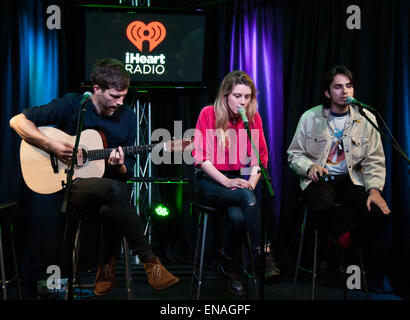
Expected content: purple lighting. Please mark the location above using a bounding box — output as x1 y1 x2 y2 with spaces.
229 0 284 243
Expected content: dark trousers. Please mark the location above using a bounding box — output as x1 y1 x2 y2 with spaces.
196 171 262 258
70 177 154 263
303 174 390 246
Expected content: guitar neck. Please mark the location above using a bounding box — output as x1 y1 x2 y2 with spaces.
86 143 160 161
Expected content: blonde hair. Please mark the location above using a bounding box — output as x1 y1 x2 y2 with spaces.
214 70 258 148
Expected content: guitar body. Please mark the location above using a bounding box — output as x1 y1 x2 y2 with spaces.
20 127 105 194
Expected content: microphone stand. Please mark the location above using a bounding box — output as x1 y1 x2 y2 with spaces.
357 106 410 171
243 121 275 300
60 99 88 300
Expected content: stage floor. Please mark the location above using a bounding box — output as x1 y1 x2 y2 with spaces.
5 259 403 301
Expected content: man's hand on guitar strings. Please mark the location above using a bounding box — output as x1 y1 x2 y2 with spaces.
108 146 124 167
47 138 74 164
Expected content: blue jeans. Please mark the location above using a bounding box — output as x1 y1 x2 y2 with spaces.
196 171 262 258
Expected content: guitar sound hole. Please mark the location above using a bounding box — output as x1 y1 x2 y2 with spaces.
82 149 88 162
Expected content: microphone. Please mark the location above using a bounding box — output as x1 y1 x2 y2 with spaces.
345 96 371 109
238 107 249 126
80 91 92 105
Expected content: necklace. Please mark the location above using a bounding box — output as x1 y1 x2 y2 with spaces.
330 112 348 152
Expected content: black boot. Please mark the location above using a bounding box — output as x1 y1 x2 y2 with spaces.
217 251 245 296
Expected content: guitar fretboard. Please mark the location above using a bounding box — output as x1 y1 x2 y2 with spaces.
84 144 157 161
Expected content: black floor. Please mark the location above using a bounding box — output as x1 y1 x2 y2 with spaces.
4 257 403 302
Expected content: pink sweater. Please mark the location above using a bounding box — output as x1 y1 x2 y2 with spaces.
193 105 268 171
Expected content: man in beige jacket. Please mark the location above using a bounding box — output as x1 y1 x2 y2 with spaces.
287 65 390 268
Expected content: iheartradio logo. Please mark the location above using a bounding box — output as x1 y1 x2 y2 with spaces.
126 21 166 52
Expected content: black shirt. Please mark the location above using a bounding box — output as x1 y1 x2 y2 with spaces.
23 93 137 180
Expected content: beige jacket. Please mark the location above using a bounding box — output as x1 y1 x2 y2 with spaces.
287 105 386 192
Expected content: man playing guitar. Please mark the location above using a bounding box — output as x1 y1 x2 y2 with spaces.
9 58 179 296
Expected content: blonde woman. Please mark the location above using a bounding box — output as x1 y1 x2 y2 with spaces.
193 70 279 296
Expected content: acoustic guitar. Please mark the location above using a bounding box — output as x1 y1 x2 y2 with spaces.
19 126 193 194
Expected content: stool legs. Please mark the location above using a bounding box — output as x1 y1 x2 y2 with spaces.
9 223 22 299
312 229 318 300
189 210 202 298
69 220 134 300
291 206 308 300
358 249 369 300
122 237 134 300
72 220 82 285
291 206 318 300
189 210 209 300
193 212 208 300
0 202 22 300
245 232 259 299
0 227 7 300
292 206 370 300
190 207 259 300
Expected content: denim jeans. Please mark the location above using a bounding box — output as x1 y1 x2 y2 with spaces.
70 177 154 262
196 171 262 258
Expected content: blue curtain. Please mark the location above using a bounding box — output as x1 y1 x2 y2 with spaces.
1 0 59 203
228 0 284 250
1 0 61 284
396 0 410 290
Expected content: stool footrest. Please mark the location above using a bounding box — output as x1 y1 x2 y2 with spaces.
191 202 219 213
298 266 313 274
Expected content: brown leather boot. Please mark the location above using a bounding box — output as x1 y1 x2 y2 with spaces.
143 256 179 290
94 256 115 296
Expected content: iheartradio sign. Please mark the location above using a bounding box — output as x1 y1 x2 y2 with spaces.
126 21 166 52
125 21 167 75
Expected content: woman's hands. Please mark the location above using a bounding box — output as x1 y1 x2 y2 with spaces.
225 177 253 191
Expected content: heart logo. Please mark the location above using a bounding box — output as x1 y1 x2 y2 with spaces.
126 21 166 52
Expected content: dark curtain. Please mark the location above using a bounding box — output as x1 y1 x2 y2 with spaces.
1 0 409 299
280 0 410 295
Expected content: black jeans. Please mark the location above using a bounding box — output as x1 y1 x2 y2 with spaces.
70 177 154 263
196 171 262 258
303 174 390 244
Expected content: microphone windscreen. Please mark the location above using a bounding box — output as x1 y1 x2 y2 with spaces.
345 96 355 104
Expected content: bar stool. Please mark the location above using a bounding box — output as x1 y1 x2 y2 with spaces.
189 201 258 300
0 202 23 300
290 202 369 300
67 216 134 300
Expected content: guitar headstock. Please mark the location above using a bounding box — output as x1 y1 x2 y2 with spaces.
164 137 194 152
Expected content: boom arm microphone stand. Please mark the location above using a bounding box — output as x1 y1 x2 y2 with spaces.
356 105 410 170
243 120 275 300
60 94 90 300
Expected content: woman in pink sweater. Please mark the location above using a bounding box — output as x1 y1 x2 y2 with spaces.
192 70 278 296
